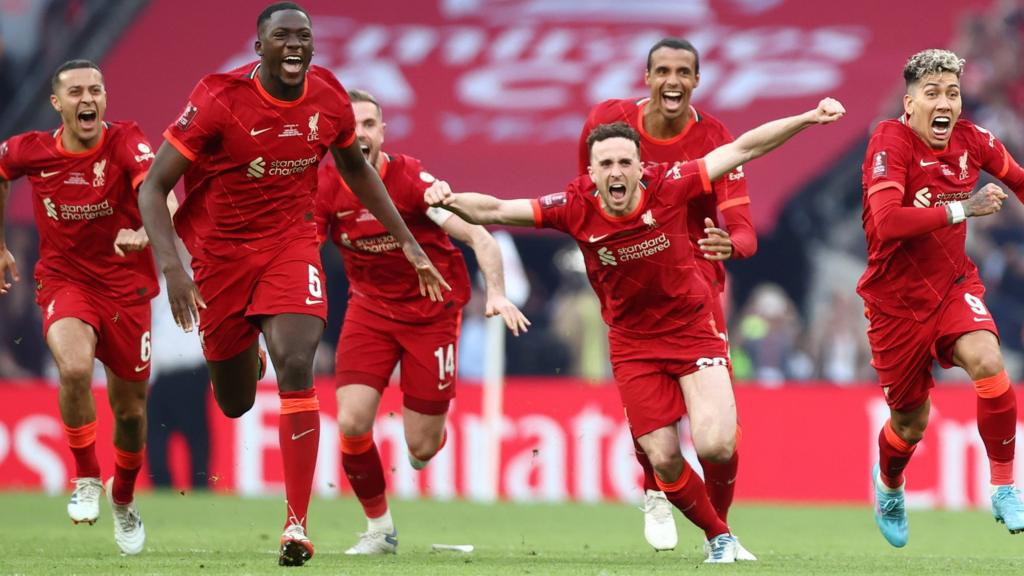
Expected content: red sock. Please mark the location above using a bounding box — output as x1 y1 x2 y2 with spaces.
64 421 100 479
633 438 659 492
341 431 388 519
879 419 917 488
655 463 729 540
112 447 144 505
975 371 1016 485
279 389 320 530
699 450 739 523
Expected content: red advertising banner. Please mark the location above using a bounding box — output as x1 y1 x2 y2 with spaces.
9 0 984 227
0 379 1018 510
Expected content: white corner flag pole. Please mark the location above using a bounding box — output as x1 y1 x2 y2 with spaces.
481 231 529 502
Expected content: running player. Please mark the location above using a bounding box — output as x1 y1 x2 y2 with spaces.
860 48 1024 547
316 89 529 555
137 3 447 566
426 99 845 563
0 59 167 555
579 37 755 555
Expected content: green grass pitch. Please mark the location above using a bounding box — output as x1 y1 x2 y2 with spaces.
2 492 1023 575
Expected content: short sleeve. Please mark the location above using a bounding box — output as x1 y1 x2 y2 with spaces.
533 189 573 231
0 134 28 181
971 123 1015 179
162 77 227 162
317 69 355 149
864 124 910 197
115 123 156 190
659 159 712 203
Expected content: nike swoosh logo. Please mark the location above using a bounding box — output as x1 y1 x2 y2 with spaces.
438 381 452 390
40 170 60 178
919 160 938 167
291 428 315 440
336 210 355 218
973 317 990 322
134 363 150 372
1003 436 1016 445
250 127 272 136
305 297 324 305
588 234 610 243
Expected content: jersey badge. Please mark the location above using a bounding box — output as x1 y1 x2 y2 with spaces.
539 192 567 209
92 159 107 188
176 102 198 130
872 151 887 178
307 112 320 142
958 151 969 181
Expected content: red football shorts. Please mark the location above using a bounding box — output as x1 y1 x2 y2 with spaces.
336 302 460 415
609 314 729 439
37 282 152 381
191 236 328 361
866 273 999 411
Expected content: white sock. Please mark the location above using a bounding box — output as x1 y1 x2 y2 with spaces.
368 509 394 533
876 470 903 493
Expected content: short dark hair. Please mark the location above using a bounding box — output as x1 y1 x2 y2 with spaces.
586 122 641 156
348 89 381 115
646 37 700 73
257 2 310 35
51 59 102 92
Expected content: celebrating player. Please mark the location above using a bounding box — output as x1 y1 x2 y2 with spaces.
0 59 167 555
578 37 756 555
137 3 447 566
426 99 845 563
316 89 529 555
859 49 1024 547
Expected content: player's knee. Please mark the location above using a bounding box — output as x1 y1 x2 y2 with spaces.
407 440 439 463
273 348 315 381
891 416 927 445
58 361 93 388
696 439 735 464
966 350 1004 381
338 415 373 437
217 396 255 419
112 402 146 430
646 448 683 477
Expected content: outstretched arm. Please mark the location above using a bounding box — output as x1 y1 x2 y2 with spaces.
424 181 535 227
870 182 1006 241
0 178 18 295
442 216 531 336
139 142 206 331
703 98 846 182
331 141 450 301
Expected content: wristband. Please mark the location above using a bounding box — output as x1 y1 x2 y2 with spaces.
949 201 966 224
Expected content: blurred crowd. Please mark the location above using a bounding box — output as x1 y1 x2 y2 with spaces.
0 0 85 109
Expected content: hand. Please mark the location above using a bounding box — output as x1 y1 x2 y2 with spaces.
964 183 1007 218
697 217 733 261
114 228 149 257
0 246 19 295
402 242 452 302
485 294 531 336
808 97 846 124
165 265 206 332
424 180 455 207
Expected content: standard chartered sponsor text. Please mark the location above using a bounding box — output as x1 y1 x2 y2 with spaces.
355 235 400 253
59 199 114 221
269 155 318 176
616 233 670 261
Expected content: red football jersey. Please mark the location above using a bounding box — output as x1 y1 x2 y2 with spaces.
533 160 714 338
858 116 1015 321
315 153 471 322
164 62 355 260
579 98 750 290
0 122 158 303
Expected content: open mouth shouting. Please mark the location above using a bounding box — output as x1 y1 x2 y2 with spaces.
77 109 99 132
359 142 371 160
282 54 305 76
931 115 952 140
662 90 684 112
608 182 627 203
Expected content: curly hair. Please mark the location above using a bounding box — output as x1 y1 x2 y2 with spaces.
903 49 965 86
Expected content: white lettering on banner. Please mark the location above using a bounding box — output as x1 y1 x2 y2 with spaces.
236 393 282 496
313 413 338 497
504 416 568 502
0 423 7 465
15 416 66 494
572 407 614 503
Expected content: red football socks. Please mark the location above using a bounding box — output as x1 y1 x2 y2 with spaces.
699 450 739 522
64 421 101 479
655 463 729 540
112 447 145 505
975 371 1016 485
878 419 917 489
279 389 321 529
341 431 388 519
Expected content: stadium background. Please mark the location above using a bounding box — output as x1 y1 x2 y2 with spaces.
1 0 1023 512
